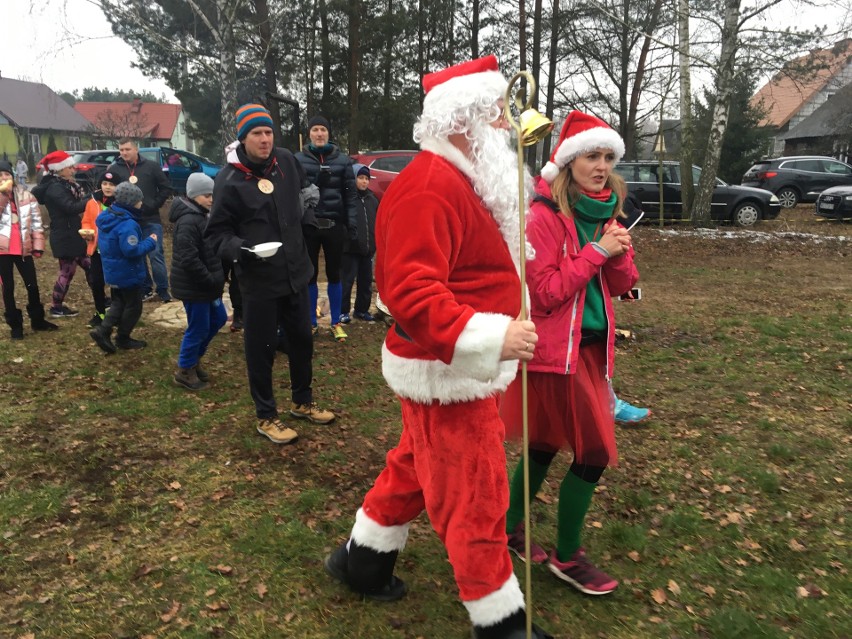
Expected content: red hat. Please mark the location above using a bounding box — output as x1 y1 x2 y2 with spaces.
38 150 75 173
418 56 507 132
540 110 625 183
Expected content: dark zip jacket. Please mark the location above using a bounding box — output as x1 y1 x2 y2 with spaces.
31 174 87 258
106 155 174 225
294 144 358 232
169 197 225 302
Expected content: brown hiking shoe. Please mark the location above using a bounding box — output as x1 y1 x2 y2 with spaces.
257 418 299 444
174 367 208 391
289 402 335 424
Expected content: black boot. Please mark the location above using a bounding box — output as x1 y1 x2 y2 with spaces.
5 309 24 340
324 540 407 602
472 609 554 639
26 303 58 331
90 325 116 354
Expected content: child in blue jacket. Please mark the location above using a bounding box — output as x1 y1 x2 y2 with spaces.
89 182 157 354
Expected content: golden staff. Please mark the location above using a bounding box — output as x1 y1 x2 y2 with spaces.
503 71 553 639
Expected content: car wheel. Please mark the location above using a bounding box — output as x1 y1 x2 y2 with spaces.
732 202 761 227
776 187 799 208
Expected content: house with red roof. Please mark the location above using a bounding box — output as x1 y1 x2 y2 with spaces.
751 39 852 157
73 99 198 152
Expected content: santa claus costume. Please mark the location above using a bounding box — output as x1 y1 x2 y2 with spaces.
325 56 551 639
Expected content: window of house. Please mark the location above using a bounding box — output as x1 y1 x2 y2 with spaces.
180 122 185 134
30 134 41 154
67 136 81 152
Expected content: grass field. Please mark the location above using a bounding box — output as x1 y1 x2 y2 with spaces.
0 208 849 638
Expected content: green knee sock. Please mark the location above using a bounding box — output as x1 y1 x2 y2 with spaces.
556 470 597 561
505 456 552 533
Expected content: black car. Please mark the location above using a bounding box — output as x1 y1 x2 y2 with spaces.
615 161 781 227
72 150 121 193
814 185 852 221
741 156 852 208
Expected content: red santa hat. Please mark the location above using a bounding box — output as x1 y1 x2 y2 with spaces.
38 150 75 173
540 110 625 183
419 55 507 132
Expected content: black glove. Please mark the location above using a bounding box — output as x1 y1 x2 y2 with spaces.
240 239 260 262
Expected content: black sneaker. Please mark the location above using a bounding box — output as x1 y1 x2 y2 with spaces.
354 311 376 321
50 305 79 318
86 313 104 328
142 292 155 302
90 328 116 354
115 337 147 350
159 295 173 303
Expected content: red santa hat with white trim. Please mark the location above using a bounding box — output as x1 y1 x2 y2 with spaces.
38 150 76 173
418 55 507 131
540 110 625 183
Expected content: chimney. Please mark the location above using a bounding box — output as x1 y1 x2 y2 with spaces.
131 98 142 113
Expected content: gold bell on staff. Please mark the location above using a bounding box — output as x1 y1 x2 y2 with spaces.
518 108 554 146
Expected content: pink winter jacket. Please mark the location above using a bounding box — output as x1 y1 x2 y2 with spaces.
0 186 45 256
525 178 639 378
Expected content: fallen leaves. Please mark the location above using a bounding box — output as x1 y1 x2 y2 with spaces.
208 564 234 576
160 600 180 623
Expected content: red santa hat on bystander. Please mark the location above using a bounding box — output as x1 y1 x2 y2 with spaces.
540 110 625 184
38 150 76 174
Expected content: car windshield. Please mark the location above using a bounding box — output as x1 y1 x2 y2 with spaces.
72 153 90 163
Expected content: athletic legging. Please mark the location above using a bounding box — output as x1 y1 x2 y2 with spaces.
530 448 606 484
52 256 104 311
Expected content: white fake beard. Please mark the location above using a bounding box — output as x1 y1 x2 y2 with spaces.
466 121 535 270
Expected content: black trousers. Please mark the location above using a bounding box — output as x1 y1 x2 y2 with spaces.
341 252 373 314
222 260 242 316
89 252 107 315
243 287 313 419
305 223 346 285
0 255 42 310
102 286 143 339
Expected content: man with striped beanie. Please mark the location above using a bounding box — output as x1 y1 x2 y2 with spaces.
204 103 335 445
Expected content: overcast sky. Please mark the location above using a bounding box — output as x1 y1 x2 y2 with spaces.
7 0 175 100
5 0 851 105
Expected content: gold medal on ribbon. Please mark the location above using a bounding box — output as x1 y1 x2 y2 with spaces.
257 178 274 194
129 175 138 184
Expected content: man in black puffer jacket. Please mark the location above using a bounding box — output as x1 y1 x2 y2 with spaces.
204 103 335 445
169 173 226 391
294 115 358 342
106 139 174 302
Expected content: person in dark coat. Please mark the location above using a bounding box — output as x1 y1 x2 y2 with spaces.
106 139 174 302
294 116 358 341
89 182 157 353
339 163 378 323
169 173 226 390
31 150 105 319
204 103 335 445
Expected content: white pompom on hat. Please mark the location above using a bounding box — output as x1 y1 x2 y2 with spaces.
540 110 625 184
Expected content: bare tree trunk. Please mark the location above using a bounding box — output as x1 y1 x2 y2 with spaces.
519 0 527 72
471 0 480 58
526 0 544 168
380 0 393 148
542 0 559 163
253 0 282 144
678 0 695 218
693 0 740 227
217 1 238 152
625 0 663 159
348 0 361 153
318 0 332 116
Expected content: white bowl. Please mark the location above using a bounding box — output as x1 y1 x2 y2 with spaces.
251 241 282 258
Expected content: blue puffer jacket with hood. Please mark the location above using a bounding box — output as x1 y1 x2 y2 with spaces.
96 202 156 288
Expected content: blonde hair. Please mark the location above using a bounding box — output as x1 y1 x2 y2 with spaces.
551 164 627 221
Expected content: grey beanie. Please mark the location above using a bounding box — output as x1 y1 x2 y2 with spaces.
186 172 215 199
114 182 144 207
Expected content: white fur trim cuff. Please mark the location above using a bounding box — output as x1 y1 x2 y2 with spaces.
48 157 76 172
350 507 409 553
453 312 511 382
382 343 518 403
464 573 525 627
550 127 625 176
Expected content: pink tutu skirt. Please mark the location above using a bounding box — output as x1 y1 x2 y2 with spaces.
500 342 617 467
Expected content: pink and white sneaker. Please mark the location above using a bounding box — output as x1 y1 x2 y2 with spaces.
506 522 548 564
548 547 619 595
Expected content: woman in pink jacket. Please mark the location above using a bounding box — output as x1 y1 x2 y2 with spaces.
501 111 638 596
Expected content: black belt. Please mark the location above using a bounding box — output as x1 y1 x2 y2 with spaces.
394 323 412 342
315 218 336 229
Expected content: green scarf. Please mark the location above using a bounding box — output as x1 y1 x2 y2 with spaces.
572 193 617 332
